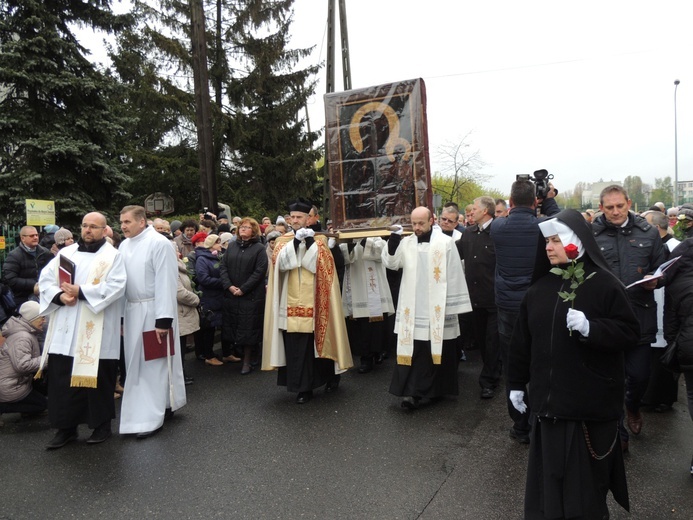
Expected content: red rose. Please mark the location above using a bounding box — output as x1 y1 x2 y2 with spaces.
564 243 579 260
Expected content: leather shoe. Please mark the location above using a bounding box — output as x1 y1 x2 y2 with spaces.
241 364 253 375
136 426 163 439
621 440 629 454
356 356 373 374
205 357 223 366
401 396 420 410
626 409 643 435
325 374 341 393
46 429 78 450
222 355 242 363
86 428 112 445
654 403 672 413
480 388 495 399
184 376 194 385
509 428 530 444
296 391 313 404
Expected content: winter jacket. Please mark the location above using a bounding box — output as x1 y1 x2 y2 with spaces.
220 238 267 346
490 198 559 311
0 244 52 308
508 259 640 421
661 238 693 370
592 211 666 343
195 248 223 328
0 317 42 403
176 259 200 337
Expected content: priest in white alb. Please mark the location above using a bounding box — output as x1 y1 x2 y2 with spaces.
38 212 127 449
118 205 186 438
340 236 394 373
382 206 472 409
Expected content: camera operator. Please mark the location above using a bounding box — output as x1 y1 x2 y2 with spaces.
491 176 559 443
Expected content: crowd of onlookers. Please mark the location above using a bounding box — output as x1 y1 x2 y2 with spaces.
1 194 693 484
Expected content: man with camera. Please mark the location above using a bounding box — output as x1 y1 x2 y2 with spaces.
491 175 559 443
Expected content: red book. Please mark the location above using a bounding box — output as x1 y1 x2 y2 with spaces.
59 255 76 285
142 329 175 361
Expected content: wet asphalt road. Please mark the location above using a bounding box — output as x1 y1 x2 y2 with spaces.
1 349 692 519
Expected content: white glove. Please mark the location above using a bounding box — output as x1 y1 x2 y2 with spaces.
390 224 403 235
566 308 590 337
509 390 527 414
328 237 336 248
295 228 314 241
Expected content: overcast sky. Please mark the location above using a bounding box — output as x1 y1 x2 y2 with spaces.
98 0 692 198
289 0 692 197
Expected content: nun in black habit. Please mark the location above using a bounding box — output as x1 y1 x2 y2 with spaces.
507 209 640 520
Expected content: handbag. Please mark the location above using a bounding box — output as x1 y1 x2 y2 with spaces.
198 304 215 328
660 338 680 373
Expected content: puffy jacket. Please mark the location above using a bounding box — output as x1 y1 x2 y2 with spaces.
0 316 41 403
592 212 666 343
176 259 200 337
1 244 52 308
662 238 693 369
490 198 559 311
195 248 223 328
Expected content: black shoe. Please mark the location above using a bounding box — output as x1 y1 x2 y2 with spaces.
296 391 313 404
325 374 341 393
184 376 194 386
509 428 530 444
241 364 253 375
357 356 374 374
654 403 673 413
164 408 174 421
136 426 163 439
401 396 420 410
460 350 467 362
481 388 495 399
374 352 385 364
690 455 693 479
46 429 78 450
86 428 112 445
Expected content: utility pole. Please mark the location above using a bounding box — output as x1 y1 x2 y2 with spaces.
190 0 217 212
324 0 352 217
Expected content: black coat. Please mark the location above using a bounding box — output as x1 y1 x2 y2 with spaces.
0 245 52 308
592 211 666 344
220 238 267 346
508 258 640 422
457 221 495 309
662 238 693 369
195 248 223 328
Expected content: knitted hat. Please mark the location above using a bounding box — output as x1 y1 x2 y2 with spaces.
203 234 220 248
190 231 208 246
170 220 182 234
218 214 228 221
219 232 233 246
19 301 41 322
44 224 59 234
678 204 693 221
53 227 73 246
266 231 281 242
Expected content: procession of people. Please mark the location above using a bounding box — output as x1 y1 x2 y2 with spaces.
3 185 693 519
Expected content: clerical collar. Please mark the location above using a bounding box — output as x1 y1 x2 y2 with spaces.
77 237 107 253
417 229 433 243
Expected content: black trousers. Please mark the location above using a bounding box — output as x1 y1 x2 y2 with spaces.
0 389 47 415
47 354 117 430
472 307 502 390
277 331 333 393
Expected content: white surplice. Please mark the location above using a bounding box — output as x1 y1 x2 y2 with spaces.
382 228 472 363
340 237 394 319
39 242 126 360
118 226 186 434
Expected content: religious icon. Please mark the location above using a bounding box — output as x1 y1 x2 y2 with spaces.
324 79 432 229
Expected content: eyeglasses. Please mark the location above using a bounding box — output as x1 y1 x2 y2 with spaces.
81 224 105 230
439 217 456 224
239 225 252 230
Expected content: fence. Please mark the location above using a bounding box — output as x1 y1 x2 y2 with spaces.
0 225 22 275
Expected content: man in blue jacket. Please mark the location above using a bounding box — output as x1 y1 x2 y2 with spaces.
491 179 559 443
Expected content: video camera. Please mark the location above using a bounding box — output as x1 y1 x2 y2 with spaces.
516 169 556 200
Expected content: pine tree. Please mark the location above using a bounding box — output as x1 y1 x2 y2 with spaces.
223 0 321 215
0 0 132 225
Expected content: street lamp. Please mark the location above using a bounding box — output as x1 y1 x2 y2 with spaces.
674 79 680 207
